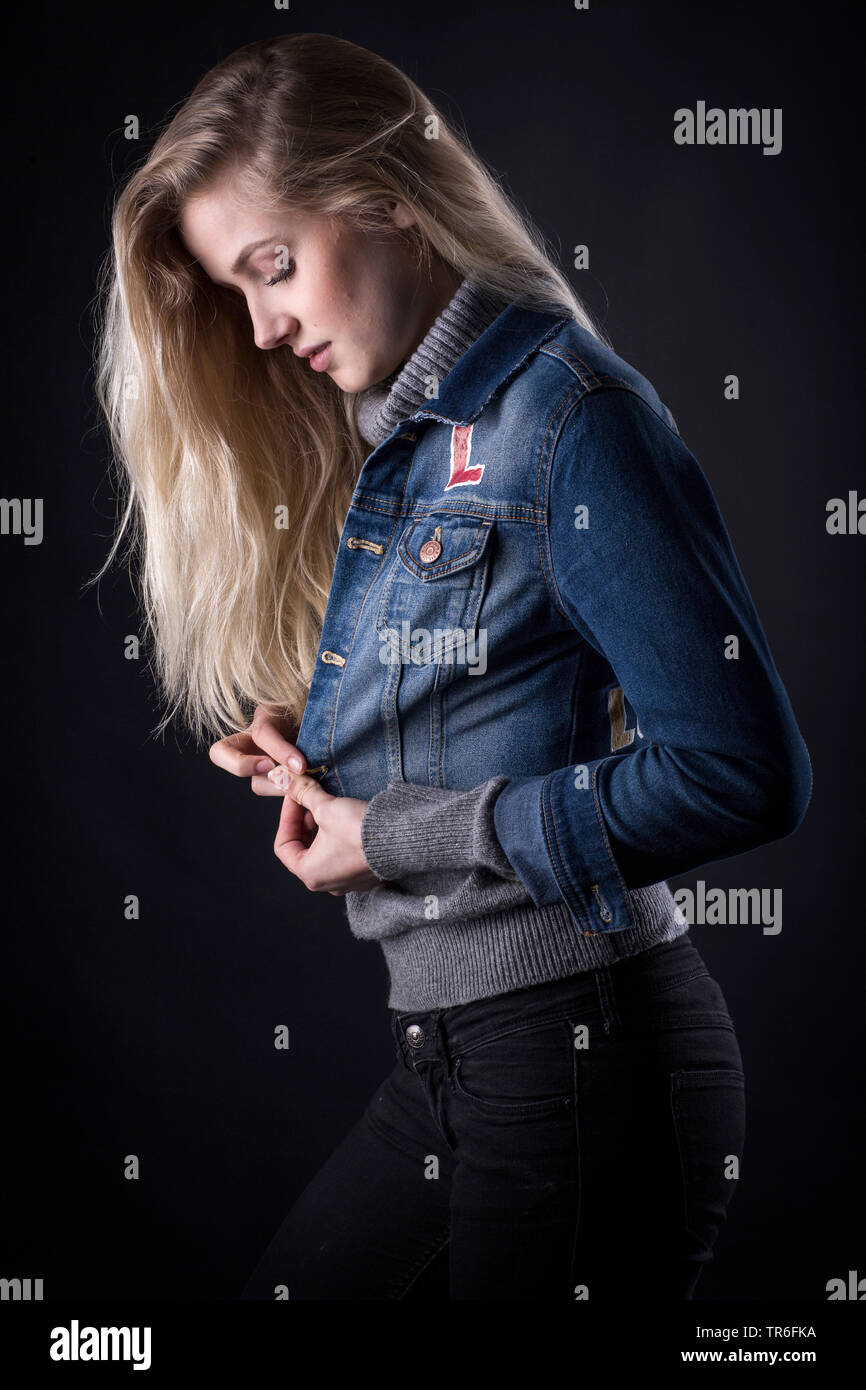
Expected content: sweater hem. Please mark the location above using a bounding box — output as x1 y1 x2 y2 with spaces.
377 881 688 1010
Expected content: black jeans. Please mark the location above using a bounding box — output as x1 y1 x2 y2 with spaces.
240 934 745 1300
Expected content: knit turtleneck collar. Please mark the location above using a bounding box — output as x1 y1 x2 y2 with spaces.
354 274 511 448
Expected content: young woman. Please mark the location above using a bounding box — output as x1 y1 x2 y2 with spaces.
93 33 812 1301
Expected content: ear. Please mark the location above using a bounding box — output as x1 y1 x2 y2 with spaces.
387 199 416 230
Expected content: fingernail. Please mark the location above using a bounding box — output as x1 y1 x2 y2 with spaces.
288 756 303 771
255 759 274 773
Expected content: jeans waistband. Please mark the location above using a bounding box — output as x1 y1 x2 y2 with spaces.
390 933 707 1064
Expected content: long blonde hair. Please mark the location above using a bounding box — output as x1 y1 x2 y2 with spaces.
91 32 610 744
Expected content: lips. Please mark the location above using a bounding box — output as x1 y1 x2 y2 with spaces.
296 340 329 358
307 343 333 372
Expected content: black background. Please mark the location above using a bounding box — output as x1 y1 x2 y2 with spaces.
2 0 863 1301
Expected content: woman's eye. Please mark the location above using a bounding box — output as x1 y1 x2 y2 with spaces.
265 261 295 287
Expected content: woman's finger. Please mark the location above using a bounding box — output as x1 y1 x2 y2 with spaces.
273 772 333 864
275 792 313 849
209 729 275 778
209 717 305 779
250 771 287 797
247 709 306 773
275 770 332 820
274 784 314 875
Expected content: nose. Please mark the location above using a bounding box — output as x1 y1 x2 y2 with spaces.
254 322 294 351
249 305 296 352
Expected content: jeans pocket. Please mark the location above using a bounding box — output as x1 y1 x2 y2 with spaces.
451 1016 574 1116
669 1068 746 1251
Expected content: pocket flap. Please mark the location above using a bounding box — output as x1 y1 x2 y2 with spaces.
396 515 493 581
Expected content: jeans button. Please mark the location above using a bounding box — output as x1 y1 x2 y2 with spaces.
405 1024 425 1048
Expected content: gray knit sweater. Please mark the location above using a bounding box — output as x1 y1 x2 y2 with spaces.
345 274 688 1011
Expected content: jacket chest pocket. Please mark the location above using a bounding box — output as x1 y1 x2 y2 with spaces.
376 515 494 667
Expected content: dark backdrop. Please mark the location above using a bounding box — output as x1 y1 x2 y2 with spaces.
2 0 862 1301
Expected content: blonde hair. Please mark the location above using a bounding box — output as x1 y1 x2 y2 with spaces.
91 32 611 744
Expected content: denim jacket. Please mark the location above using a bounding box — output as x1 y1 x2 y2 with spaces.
294 298 812 940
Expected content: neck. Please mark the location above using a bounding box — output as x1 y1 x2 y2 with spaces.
354 273 512 448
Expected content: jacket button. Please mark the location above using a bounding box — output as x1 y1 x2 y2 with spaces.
419 539 442 563
405 1024 425 1048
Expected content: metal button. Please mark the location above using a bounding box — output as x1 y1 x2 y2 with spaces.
405 1024 425 1048
419 539 442 563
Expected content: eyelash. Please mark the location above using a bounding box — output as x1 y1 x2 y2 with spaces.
264 261 295 287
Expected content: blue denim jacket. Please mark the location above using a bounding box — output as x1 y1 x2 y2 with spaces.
295 298 812 937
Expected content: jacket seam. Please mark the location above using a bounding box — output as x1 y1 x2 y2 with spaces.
352 496 543 522
539 347 683 442
534 384 589 621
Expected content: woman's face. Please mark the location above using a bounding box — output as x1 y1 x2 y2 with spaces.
179 171 460 393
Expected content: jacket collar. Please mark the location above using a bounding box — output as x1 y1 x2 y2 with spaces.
405 298 573 428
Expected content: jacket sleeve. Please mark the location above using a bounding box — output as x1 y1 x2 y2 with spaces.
490 384 812 934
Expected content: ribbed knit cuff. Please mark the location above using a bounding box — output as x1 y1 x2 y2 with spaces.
360 776 520 883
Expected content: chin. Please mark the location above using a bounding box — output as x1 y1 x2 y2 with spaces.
343 369 377 393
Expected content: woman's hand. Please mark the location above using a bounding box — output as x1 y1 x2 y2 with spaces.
208 700 307 795
273 770 383 896
208 703 383 896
